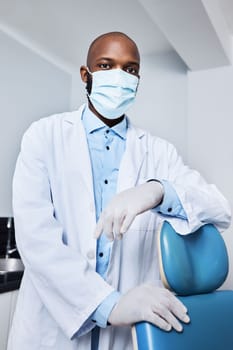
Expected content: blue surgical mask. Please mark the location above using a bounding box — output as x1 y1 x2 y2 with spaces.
87 68 139 119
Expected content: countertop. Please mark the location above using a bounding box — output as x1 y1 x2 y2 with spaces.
0 217 23 293
0 271 23 294
0 258 24 294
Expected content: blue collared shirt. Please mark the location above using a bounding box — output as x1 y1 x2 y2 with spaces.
81 105 187 330
82 106 125 328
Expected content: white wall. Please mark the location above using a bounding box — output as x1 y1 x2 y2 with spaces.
0 30 72 216
70 71 86 111
129 51 188 160
188 66 233 289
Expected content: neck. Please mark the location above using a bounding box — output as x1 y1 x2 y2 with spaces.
88 101 124 127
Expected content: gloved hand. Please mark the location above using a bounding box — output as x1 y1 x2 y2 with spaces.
94 181 164 240
108 284 190 332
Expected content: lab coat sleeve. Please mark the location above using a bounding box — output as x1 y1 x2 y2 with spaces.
92 290 121 328
154 179 187 219
12 122 114 339
153 138 231 234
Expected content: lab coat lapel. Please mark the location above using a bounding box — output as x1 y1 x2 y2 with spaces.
117 122 147 192
63 108 147 200
64 105 95 203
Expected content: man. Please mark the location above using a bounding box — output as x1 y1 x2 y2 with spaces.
8 32 231 350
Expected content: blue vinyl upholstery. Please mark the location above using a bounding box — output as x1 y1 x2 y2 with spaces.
132 221 233 350
133 291 233 350
158 221 229 295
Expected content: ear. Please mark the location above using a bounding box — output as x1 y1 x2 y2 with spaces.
80 65 88 83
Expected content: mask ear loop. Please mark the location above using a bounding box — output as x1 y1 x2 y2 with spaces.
135 75 140 93
86 67 92 75
85 67 93 96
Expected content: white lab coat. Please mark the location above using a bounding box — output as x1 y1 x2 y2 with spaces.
8 104 231 350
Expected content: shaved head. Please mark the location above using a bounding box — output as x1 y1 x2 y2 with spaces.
86 32 140 67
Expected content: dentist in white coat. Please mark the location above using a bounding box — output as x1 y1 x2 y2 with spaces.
8 32 231 350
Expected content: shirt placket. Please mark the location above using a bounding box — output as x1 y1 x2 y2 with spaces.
96 129 114 278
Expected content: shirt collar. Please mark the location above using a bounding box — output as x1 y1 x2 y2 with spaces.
82 104 127 140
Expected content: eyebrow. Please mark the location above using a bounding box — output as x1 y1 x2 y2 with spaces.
96 57 139 66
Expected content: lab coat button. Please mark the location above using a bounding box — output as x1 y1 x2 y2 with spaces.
87 250 95 260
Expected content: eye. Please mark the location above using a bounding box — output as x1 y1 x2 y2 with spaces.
98 63 111 69
125 67 138 76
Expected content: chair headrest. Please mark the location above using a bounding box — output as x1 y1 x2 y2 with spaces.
157 221 229 295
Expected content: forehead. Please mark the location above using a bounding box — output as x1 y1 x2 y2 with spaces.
87 36 140 65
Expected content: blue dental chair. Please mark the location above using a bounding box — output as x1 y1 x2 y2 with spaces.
132 221 233 350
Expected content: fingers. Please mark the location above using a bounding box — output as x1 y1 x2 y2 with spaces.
169 292 187 313
94 210 135 241
149 290 190 332
94 217 104 239
113 210 136 238
168 294 190 324
151 304 184 332
94 212 124 241
146 312 172 332
120 212 135 234
94 216 114 241
112 212 125 240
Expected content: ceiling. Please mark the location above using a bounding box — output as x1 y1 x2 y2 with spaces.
220 0 233 34
0 0 173 72
0 0 232 73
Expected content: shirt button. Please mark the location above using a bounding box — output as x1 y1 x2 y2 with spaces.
99 252 104 257
106 146 110 150
87 250 95 260
167 207 172 213
106 130 110 133
104 179 108 184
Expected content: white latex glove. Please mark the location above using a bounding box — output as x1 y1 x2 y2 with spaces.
94 181 164 240
108 284 190 332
